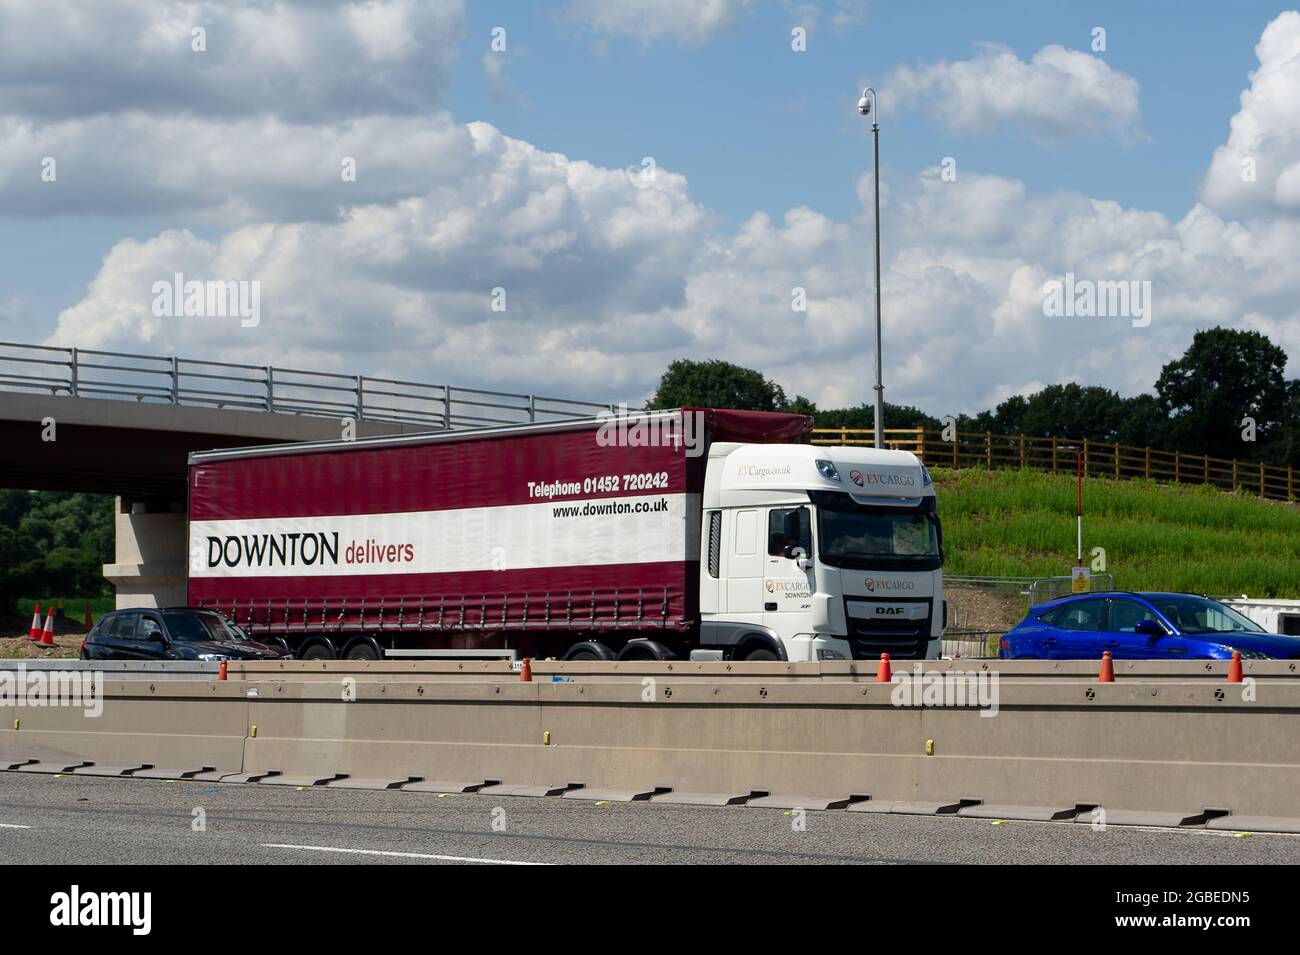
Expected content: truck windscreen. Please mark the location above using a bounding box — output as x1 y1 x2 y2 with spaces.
810 492 942 571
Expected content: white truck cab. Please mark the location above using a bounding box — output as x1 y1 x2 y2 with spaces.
698 442 944 662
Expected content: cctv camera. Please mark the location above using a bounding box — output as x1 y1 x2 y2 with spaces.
858 95 871 116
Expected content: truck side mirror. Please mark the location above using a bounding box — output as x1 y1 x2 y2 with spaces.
782 510 801 542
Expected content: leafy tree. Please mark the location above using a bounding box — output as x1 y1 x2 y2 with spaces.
1156 327 1289 460
0 491 114 619
814 402 941 432
649 359 790 411
990 384 1128 441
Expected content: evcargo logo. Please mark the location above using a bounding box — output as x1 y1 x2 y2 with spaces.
864 578 917 592
737 464 792 478
850 470 916 488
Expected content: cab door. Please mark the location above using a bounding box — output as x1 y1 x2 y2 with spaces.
762 506 814 630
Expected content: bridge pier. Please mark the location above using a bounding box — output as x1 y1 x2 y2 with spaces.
102 497 187 609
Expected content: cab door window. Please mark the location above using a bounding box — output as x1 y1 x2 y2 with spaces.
767 506 811 557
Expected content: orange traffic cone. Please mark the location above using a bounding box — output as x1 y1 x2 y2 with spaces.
218 660 228 681
1098 650 1115 683
1227 650 1243 683
519 657 533 682
28 602 42 641
38 610 56 647
875 652 893 683
83 599 94 634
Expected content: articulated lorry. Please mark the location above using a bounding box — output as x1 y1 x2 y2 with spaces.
186 408 944 662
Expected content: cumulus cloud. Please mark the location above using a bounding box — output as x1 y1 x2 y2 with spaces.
16 3 1300 419
1201 11 1300 216
887 43 1143 141
0 0 465 121
566 0 752 45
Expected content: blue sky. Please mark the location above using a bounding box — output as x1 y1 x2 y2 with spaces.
5 1 1300 415
2 1 1279 331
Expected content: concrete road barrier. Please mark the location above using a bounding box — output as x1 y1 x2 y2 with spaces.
228 657 1300 683
2 673 1298 829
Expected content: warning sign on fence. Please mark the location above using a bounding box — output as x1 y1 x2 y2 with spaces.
1071 565 1091 593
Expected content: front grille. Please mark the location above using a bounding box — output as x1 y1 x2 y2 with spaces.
845 598 932 660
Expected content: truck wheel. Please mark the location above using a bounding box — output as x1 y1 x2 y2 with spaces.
617 640 676 661
343 640 380 661
737 645 780 662
299 640 335 661
562 640 615 661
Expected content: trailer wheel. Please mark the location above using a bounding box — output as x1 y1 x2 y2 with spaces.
562 640 615 661
616 640 676 662
299 640 335 661
343 639 381 661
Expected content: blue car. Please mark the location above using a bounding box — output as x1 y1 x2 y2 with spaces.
999 591 1300 660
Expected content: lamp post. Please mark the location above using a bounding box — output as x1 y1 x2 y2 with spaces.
858 87 885 449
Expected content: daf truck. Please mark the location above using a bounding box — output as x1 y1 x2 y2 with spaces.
186 407 944 662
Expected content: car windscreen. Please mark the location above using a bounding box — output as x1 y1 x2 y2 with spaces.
162 612 233 642
1149 596 1265 634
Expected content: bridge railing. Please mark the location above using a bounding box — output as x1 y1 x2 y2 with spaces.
0 341 618 429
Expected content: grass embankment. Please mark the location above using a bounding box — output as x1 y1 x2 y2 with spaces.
933 468 1300 597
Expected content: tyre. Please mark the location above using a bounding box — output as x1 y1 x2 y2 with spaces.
738 644 779 662
299 640 335 661
562 640 615 661
616 639 676 662
343 640 380 661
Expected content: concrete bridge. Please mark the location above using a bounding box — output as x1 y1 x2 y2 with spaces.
0 342 617 608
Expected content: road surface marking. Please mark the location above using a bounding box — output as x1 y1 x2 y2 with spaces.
262 843 550 865
0 823 31 829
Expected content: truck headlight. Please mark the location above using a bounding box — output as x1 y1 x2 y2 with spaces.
815 460 841 481
817 649 845 661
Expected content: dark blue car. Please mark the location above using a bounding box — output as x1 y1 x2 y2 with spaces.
999 591 1300 660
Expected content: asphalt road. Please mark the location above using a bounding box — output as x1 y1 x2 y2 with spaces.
2 771 1298 865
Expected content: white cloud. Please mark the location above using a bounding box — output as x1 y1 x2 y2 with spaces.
566 0 752 45
0 0 464 121
1201 11 1300 216
887 43 1143 141
18 4 1300 421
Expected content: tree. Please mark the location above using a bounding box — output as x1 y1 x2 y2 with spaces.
990 384 1127 441
649 359 790 411
1155 327 1289 460
814 402 941 432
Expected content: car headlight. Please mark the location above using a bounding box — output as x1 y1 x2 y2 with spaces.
198 653 230 662
1226 646 1271 660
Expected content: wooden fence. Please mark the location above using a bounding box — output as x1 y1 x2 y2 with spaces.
811 427 1298 502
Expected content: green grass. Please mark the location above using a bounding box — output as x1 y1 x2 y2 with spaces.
14 596 115 627
933 467 1300 597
